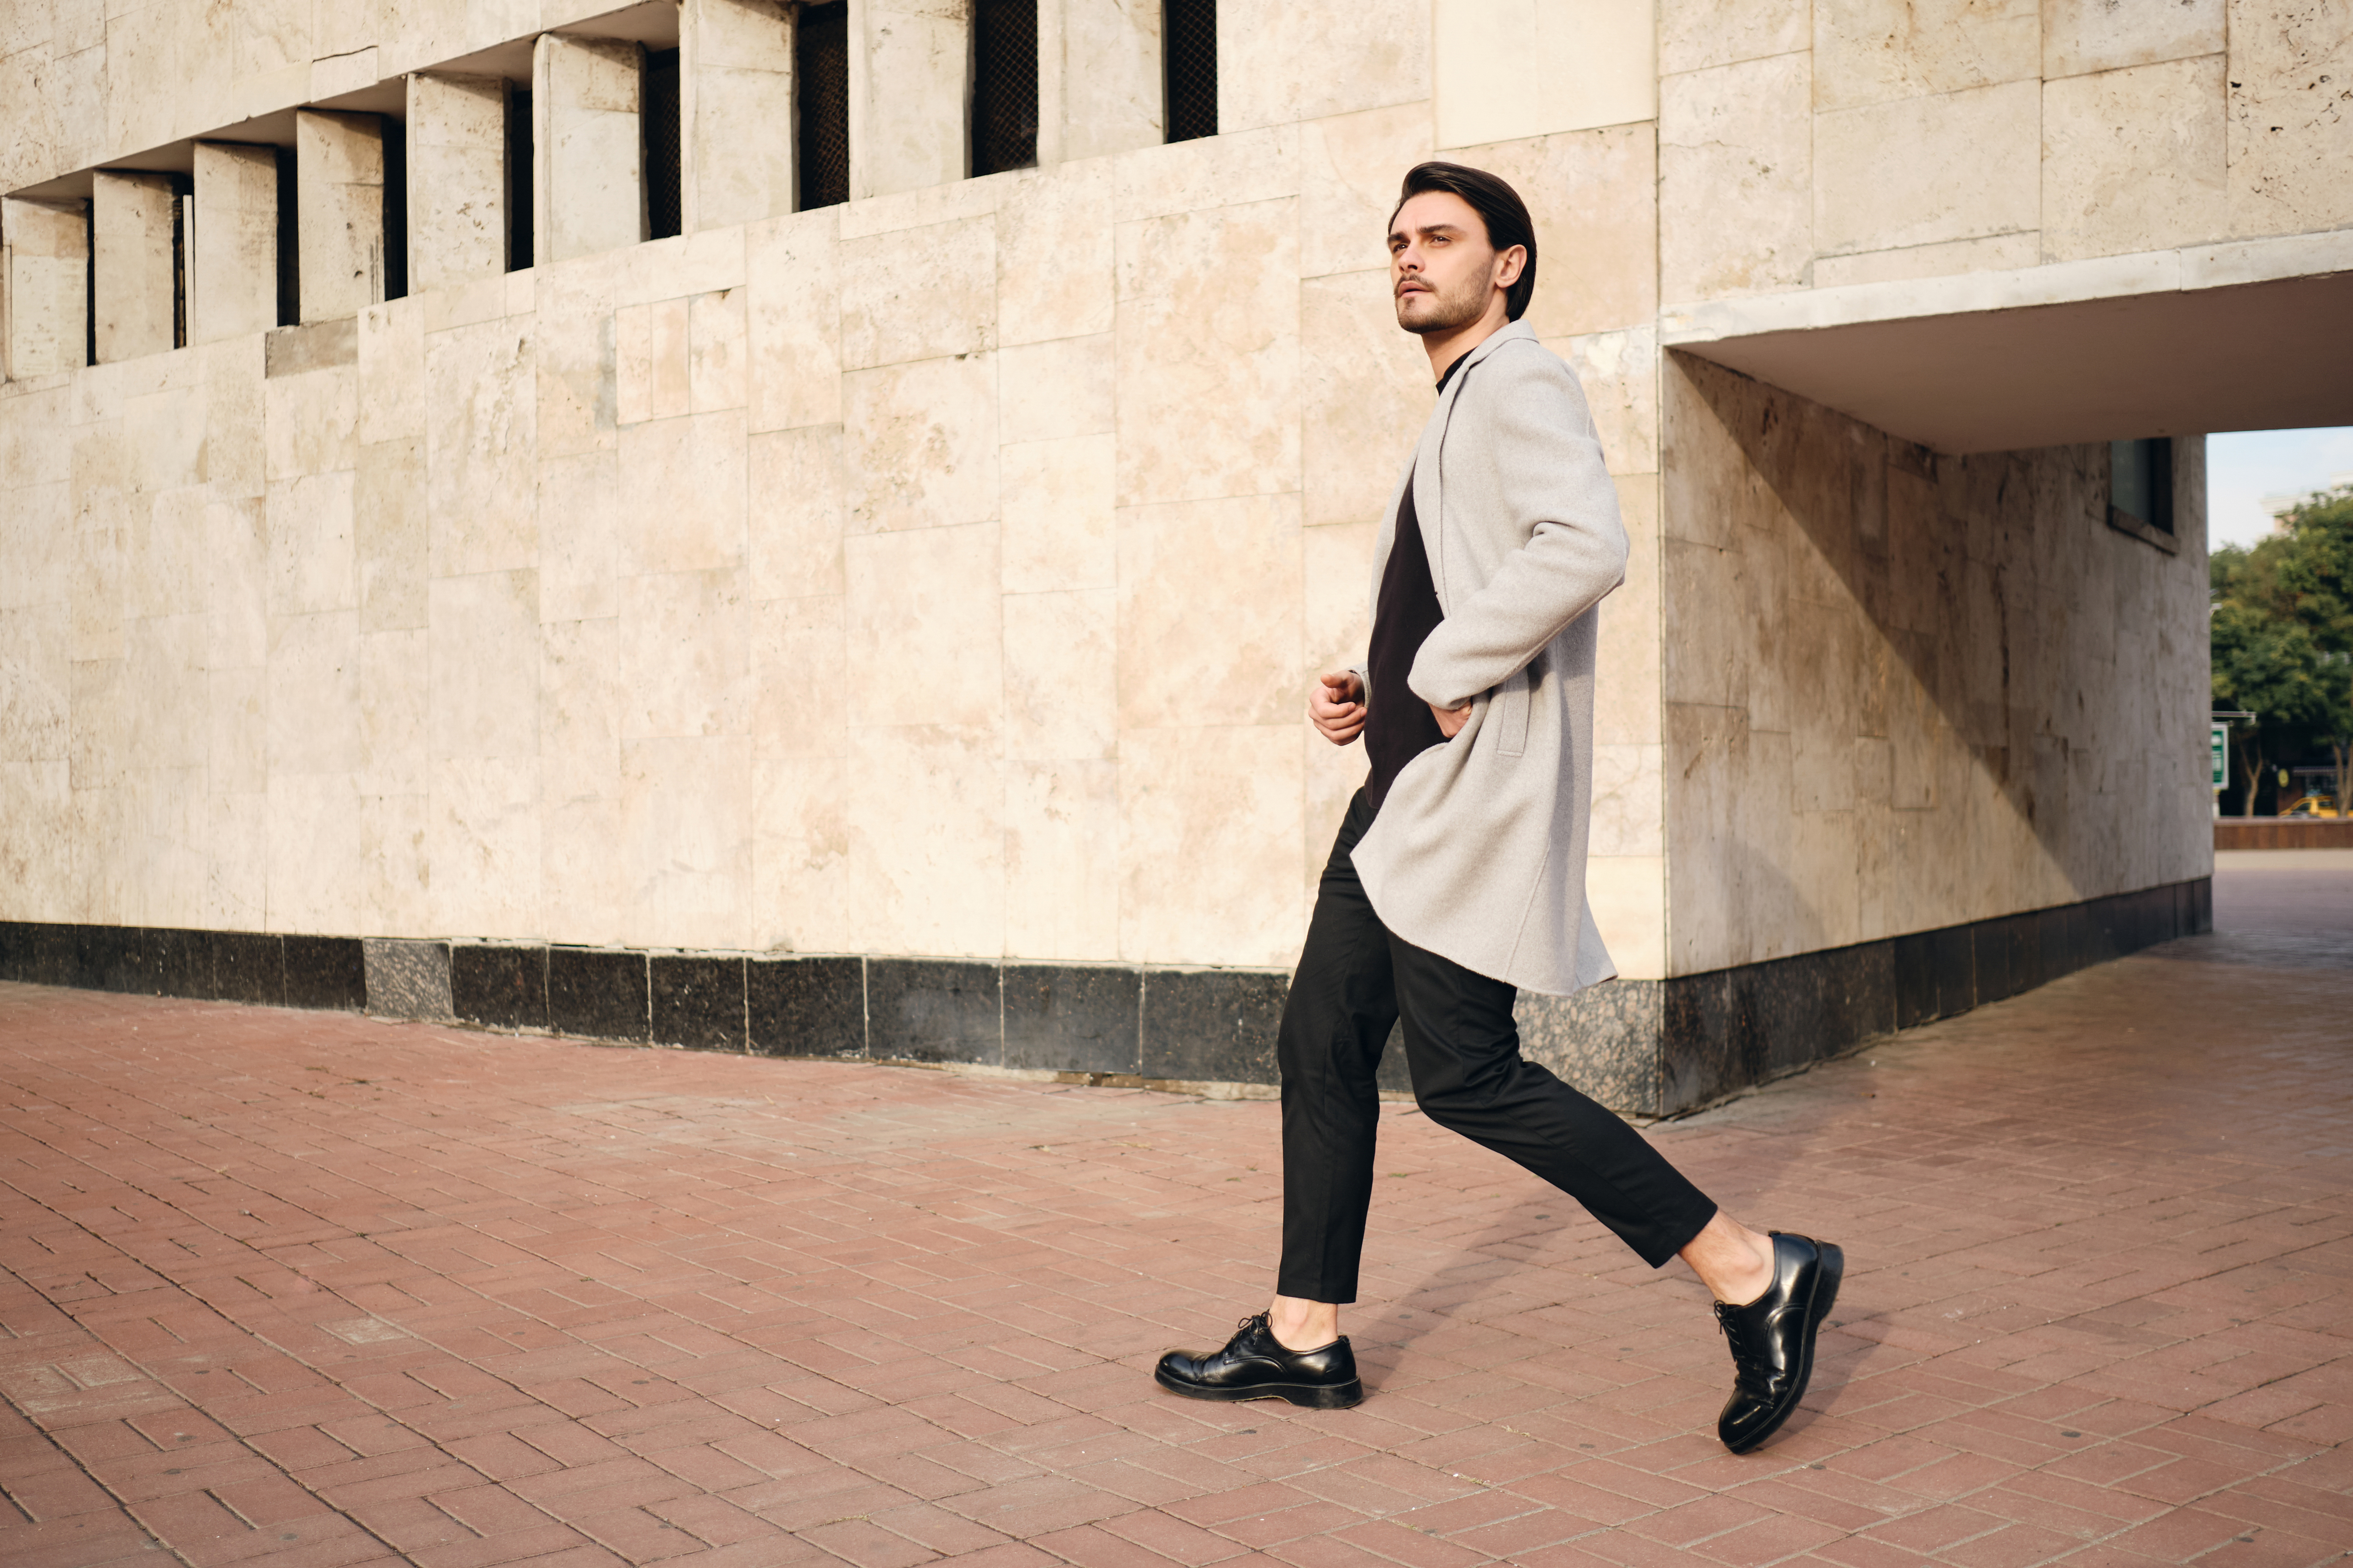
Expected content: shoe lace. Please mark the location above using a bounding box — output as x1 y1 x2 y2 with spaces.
1714 1301 1770 1387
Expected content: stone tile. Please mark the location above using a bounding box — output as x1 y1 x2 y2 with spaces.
1222 0 1425 131
283 936 366 1012
748 954 866 1058
452 944 547 1030
1117 724 1303 969
868 957 1002 1065
2045 0 2224 78
1004 759 1120 964
2224 0 2353 236
1140 967 1286 1084
2042 57 2228 263
1813 0 2041 112
363 937 453 1021
842 353 999 534
1004 964 1141 1076
1814 79 2042 255
1300 270 1428 530
1660 53 1813 301
1660 0 1810 75
1114 198 1299 507
1116 494 1303 732
651 954 746 1050
547 947 650 1042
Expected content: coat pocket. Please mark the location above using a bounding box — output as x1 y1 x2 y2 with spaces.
1495 666 1531 757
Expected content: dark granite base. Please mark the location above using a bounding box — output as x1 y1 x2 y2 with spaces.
549 949 650 1042
651 956 745 1050
1005 965 1141 1074
749 956 864 1058
0 874 2211 1114
451 946 545 1030
1142 969 1286 1084
869 959 1000 1064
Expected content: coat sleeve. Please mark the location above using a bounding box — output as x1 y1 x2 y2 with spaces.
1406 344 1628 710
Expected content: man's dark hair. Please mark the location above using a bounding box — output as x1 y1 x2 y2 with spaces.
1389 162 1538 321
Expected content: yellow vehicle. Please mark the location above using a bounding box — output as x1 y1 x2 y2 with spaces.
2282 793 2341 818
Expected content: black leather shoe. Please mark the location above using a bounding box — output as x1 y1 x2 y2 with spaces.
1715 1232 1844 1453
1155 1313 1365 1409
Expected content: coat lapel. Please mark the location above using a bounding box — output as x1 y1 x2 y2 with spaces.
1408 320 1536 613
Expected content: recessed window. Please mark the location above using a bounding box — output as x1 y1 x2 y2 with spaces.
971 0 1039 176
643 47 682 239
274 145 298 326
506 85 533 271
1164 0 1217 143
797 1 850 210
2111 438 2174 535
382 120 407 301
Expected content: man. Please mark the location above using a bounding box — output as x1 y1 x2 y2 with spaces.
1153 164 1842 1455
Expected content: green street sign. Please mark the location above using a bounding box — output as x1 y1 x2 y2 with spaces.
2210 722 2228 791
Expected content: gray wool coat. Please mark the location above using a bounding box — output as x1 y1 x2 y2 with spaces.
1348 319 1627 998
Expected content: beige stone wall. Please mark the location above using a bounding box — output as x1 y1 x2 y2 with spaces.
0 93 1670 976
0 0 2271 990
1659 0 2353 298
1661 354 2212 975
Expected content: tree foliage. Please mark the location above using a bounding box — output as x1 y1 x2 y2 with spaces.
2212 484 2353 814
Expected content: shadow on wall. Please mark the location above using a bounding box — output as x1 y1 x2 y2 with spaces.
1664 351 2203 940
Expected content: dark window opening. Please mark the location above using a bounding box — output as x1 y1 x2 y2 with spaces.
1164 0 1216 143
274 145 299 325
382 118 407 301
971 0 1038 176
171 176 191 346
796 1 850 210
644 48 682 239
506 86 533 271
2111 438 2174 535
83 205 96 367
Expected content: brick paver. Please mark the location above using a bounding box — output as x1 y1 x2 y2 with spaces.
2 879 2346 1566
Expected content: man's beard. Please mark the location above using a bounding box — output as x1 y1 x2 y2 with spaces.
1396 277 1488 335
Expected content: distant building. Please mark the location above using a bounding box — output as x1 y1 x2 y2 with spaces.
8 0 2347 1109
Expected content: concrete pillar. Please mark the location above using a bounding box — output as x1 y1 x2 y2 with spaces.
534 33 646 264
681 0 795 232
190 142 279 344
850 0 969 199
1 196 89 378
1041 0 1162 164
92 172 177 362
296 109 386 322
407 72 510 291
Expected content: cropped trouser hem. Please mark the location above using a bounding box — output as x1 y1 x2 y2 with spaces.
1275 790 1719 1303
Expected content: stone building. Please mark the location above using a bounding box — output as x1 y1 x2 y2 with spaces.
3 0 2346 1110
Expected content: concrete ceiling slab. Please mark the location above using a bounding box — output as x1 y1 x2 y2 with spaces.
1662 234 2353 454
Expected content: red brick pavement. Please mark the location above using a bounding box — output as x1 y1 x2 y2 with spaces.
1 919 2347 1566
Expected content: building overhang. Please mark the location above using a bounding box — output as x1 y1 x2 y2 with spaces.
1660 232 2353 455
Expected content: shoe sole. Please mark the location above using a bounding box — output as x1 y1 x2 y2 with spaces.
1154 1366 1365 1410
1725 1242 1844 1455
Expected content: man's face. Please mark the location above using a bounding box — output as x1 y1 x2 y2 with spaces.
1388 191 1518 336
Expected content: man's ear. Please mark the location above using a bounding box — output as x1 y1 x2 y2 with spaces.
1494 244 1528 289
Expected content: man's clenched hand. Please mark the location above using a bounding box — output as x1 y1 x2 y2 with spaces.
1311 671 1367 746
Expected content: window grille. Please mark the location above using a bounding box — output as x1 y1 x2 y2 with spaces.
643 48 682 239
1164 0 1216 143
274 145 298 325
797 1 850 209
506 86 534 271
970 0 1038 176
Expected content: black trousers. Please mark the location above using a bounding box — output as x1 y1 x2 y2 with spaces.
1276 790 1720 1303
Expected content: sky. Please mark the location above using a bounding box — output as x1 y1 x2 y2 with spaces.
2206 427 2353 551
